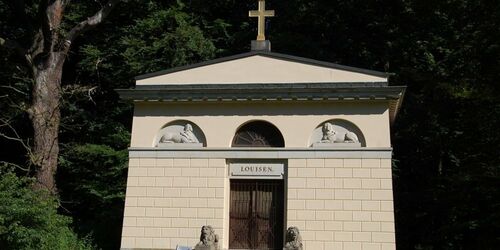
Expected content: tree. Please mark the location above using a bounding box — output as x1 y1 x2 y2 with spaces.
57 3 217 247
1 0 499 248
0 168 94 249
0 0 121 193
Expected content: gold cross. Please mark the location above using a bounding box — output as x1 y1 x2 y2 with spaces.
249 0 275 41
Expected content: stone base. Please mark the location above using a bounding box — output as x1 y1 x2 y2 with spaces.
194 244 217 250
312 142 362 148
251 40 271 51
157 143 203 148
175 246 192 250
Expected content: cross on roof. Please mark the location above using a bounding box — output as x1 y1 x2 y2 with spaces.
249 0 275 41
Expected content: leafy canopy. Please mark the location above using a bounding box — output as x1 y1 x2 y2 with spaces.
0 169 94 250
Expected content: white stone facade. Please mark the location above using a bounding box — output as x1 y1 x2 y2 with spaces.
122 158 226 249
121 155 395 250
118 51 403 250
286 158 395 250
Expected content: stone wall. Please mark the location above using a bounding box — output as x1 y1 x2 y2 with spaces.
121 158 226 249
121 155 395 250
286 158 395 250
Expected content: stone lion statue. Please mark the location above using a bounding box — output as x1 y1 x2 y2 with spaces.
160 123 199 143
195 225 219 250
284 226 303 250
320 122 359 143
321 122 338 143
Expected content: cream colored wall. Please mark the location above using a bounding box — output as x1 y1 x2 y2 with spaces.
286 158 396 250
121 158 226 249
130 101 391 148
136 55 387 85
122 99 395 249
121 156 396 250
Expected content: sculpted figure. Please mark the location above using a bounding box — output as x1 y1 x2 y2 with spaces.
344 130 359 143
160 123 199 143
321 122 337 143
284 226 303 250
320 122 360 143
195 225 219 250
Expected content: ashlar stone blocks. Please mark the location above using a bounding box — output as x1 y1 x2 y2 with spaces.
121 157 225 249
286 158 395 250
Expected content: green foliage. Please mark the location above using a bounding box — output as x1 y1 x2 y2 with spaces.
53 2 219 248
74 0 218 89
0 169 94 250
1 0 500 249
120 4 216 74
58 144 128 250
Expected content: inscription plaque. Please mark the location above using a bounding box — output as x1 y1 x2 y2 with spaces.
229 163 284 179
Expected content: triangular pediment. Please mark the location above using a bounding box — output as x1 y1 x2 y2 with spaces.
136 52 388 85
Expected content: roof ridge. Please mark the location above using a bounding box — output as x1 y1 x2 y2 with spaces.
134 51 391 80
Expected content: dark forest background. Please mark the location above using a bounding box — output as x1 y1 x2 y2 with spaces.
1 0 499 249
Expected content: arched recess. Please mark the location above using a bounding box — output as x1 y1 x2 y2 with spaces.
232 120 285 147
154 120 206 147
309 119 366 147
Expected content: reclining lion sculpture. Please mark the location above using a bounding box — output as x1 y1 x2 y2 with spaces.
160 123 199 143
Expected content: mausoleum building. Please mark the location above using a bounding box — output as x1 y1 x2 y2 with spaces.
118 47 405 249
118 5 404 247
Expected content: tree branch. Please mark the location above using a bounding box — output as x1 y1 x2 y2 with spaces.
0 161 30 172
0 118 34 165
65 0 121 50
38 0 51 53
28 31 44 65
0 85 29 96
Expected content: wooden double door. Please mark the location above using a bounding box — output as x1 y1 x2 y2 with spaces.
229 179 284 250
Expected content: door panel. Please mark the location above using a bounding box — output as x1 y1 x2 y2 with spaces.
229 182 252 249
229 180 284 250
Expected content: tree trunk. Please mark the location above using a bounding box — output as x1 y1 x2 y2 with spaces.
1 0 120 193
31 52 64 193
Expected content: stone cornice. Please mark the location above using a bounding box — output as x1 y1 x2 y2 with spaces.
128 147 393 159
116 83 405 124
116 83 405 102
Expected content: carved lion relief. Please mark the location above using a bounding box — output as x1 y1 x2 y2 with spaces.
320 122 359 143
160 123 199 143
155 120 206 147
310 119 365 147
